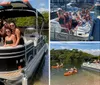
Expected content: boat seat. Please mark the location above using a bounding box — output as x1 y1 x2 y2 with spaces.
22 36 27 44
25 40 33 45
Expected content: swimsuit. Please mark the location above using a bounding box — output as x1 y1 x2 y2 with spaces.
6 40 13 44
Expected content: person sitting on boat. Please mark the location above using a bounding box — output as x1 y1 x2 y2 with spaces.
0 20 10 42
68 12 73 29
97 59 100 63
10 22 24 46
72 20 82 32
85 14 92 24
4 27 16 47
71 13 78 29
64 12 70 32
81 15 87 24
80 8 86 17
93 59 98 63
85 9 90 15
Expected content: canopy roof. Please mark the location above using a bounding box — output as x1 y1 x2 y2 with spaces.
0 1 44 19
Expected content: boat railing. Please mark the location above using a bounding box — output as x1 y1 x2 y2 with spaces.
35 36 45 53
23 35 45 64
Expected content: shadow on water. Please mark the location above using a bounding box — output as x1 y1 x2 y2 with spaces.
29 52 49 85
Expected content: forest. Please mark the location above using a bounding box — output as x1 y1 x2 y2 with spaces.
7 11 49 29
51 49 100 65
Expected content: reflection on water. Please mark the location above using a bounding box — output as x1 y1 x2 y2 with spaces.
51 67 100 85
33 53 49 85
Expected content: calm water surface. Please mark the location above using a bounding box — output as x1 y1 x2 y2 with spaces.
51 66 100 85
33 53 49 85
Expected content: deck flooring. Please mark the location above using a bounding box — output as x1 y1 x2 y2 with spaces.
0 69 22 80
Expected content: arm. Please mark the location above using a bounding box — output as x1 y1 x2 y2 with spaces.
0 27 5 36
15 28 21 46
3 37 7 46
0 30 2 36
57 11 60 17
89 5 94 11
11 34 17 46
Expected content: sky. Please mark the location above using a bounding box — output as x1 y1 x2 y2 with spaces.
0 0 49 12
50 42 100 56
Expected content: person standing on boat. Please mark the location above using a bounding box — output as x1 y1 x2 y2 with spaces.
89 0 100 41
10 22 24 46
64 12 70 32
4 27 16 47
56 8 66 27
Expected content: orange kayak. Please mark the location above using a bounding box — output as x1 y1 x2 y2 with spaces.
64 70 77 76
51 65 63 69
51 66 60 69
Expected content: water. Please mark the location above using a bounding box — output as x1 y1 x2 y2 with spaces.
33 53 49 85
51 66 100 85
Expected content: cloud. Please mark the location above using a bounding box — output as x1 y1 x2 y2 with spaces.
0 0 9 2
79 49 100 56
39 3 45 7
0 0 18 2
60 46 66 49
38 8 48 12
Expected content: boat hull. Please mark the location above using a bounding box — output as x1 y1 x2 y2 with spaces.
81 63 100 73
0 41 48 85
51 32 88 41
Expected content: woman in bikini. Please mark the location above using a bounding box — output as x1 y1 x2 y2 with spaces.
4 27 16 47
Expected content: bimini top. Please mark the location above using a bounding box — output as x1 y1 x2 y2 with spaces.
0 1 44 19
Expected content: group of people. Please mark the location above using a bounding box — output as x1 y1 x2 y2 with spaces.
56 62 63 67
67 67 77 73
93 59 100 64
0 20 24 47
56 8 93 33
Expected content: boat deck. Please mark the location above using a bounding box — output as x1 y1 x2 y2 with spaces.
0 69 22 80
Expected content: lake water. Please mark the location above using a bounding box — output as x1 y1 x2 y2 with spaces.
51 66 100 85
33 53 49 85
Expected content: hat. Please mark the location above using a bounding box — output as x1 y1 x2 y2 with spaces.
57 8 62 11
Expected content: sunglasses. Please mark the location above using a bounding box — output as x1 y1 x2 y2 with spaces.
6 30 10 33
10 24 14 26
